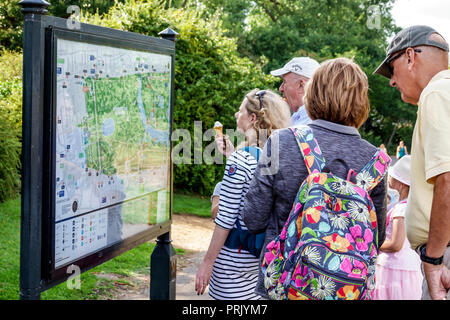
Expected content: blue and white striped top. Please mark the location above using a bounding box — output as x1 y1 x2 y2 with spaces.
209 148 262 300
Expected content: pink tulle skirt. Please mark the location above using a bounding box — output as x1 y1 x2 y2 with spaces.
373 265 423 300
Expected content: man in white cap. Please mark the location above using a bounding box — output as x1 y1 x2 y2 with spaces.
374 25 450 300
270 57 320 126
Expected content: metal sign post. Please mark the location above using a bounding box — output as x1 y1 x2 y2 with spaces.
19 0 50 301
149 27 179 301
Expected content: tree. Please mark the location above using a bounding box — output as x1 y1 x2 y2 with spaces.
0 0 124 51
200 0 253 39
1 0 417 197
0 49 22 200
0 0 23 50
201 0 415 153
48 0 126 18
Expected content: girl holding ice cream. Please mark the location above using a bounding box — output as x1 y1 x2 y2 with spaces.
195 89 290 299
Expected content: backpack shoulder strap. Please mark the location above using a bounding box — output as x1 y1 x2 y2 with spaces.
290 125 326 174
356 148 392 192
242 145 262 162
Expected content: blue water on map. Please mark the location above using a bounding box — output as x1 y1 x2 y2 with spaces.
136 76 169 146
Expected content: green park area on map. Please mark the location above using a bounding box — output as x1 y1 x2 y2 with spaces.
79 71 170 179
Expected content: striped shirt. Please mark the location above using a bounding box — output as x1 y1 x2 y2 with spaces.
210 148 261 300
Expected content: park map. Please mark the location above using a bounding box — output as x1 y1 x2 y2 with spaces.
54 39 171 268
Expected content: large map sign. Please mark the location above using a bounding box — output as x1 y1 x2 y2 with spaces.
53 38 172 268
19 3 176 299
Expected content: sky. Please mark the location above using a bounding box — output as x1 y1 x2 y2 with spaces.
390 0 450 43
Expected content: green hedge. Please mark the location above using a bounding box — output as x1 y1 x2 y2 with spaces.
0 50 22 201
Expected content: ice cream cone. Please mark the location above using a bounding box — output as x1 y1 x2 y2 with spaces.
214 121 223 137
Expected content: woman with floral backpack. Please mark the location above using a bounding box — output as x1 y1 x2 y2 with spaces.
242 58 389 300
195 89 290 299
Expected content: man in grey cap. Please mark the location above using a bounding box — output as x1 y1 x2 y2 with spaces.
374 25 450 300
271 57 320 126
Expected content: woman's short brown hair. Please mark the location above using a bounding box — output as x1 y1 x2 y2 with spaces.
304 57 370 129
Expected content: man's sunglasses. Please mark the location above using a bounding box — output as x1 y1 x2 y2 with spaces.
255 90 266 109
387 48 422 75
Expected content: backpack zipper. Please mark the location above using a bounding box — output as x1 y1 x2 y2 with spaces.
301 240 369 268
309 184 370 206
297 241 368 283
307 184 377 227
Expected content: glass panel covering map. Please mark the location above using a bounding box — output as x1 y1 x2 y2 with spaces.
54 39 171 268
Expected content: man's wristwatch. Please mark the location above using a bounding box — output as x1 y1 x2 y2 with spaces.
419 244 444 265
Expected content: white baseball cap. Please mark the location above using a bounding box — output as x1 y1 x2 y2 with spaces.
389 155 411 186
270 57 320 79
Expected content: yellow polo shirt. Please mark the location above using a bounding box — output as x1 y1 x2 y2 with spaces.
405 69 450 249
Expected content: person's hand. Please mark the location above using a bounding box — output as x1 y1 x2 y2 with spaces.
215 134 234 158
423 263 450 300
195 261 213 295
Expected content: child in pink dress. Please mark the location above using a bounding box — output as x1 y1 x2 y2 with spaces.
374 155 423 300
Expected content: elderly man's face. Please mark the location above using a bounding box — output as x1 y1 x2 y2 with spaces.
388 49 422 105
279 72 306 113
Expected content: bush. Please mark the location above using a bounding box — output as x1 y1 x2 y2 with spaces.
83 0 276 195
0 50 22 201
0 0 124 51
0 117 21 202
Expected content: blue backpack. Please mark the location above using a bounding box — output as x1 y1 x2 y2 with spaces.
224 146 265 257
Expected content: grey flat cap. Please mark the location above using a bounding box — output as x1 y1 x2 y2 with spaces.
374 25 449 79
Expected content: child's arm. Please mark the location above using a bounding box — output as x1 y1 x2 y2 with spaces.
211 196 219 220
379 217 406 253
195 224 230 295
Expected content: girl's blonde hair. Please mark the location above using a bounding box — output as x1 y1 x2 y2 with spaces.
244 88 291 147
304 57 370 129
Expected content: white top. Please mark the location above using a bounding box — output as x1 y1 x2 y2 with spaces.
210 181 222 202
210 148 261 300
377 201 422 271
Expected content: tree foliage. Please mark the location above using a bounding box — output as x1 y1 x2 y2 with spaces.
0 0 124 51
0 0 23 50
200 0 417 154
0 50 22 201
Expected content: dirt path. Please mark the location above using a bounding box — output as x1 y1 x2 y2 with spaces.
171 214 215 253
114 214 215 300
172 214 215 300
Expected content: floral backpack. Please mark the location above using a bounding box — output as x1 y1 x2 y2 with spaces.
262 125 391 300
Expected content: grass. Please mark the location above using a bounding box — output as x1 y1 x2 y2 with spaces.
40 241 163 300
0 191 212 300
0 198 21 300
172 192 211 217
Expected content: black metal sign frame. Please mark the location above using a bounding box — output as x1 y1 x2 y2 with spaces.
19 0 176 299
